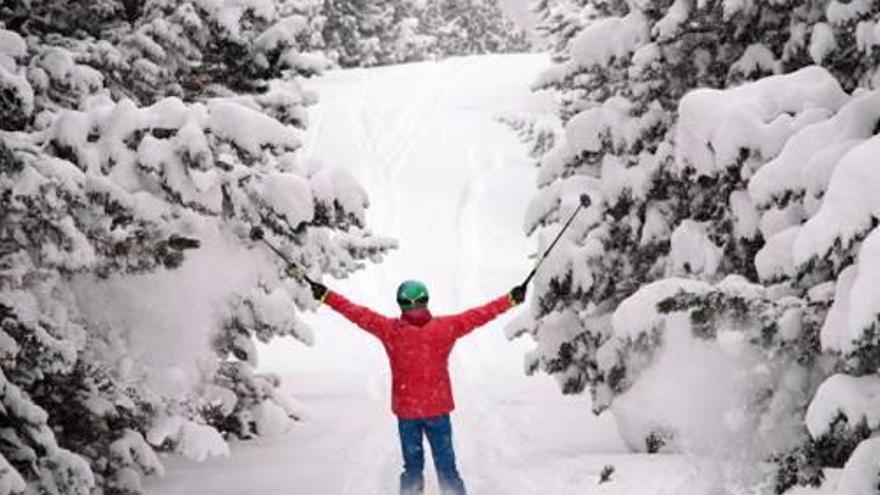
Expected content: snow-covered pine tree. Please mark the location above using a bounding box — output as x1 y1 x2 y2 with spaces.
653 66 880 494
513 0 880 490
530 0 591 60
746 83 880 492
320 0 404 67
497 112 560 162
0 60 179 495
319 0 531 68
517 0 789 400
417 0 531 58
0 0 393 493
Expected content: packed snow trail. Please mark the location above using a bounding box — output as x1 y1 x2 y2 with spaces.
146 54 693 495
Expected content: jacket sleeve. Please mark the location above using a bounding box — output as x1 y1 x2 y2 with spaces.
324 291 394 341
444 294 516 340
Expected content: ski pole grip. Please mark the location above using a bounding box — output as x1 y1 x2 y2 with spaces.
580 194 591 208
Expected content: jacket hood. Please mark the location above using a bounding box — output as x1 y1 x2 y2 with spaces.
401 308 432 327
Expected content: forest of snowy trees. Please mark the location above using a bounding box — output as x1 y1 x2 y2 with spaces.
0 0 531 491
320 0 531 67
507 0 880 493
0 0 403 493
3 0 880 493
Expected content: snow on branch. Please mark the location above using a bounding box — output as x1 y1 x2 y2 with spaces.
675 66 847 176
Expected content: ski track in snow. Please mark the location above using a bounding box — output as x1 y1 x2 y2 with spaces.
146 54 693 495
378 59 476 241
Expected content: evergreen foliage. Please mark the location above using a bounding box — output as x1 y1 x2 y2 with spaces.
0 0 393 492
513 0 880 491
320 0 531 68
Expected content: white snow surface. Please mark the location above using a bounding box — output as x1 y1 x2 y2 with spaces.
820 265 858 352
0 452 26 495
675 66 847 175
755 226 800 281
207 100 302 155
603 276 821 492
147 416 230 463
667 220 723 278
609 278 711 341
793 134 880 267
809 23 837 63
611 312 761 454
840 228 880 349
567 12 649 72
145 54 703 495
832 436 880 495
805 374 880 438
748 90 880 210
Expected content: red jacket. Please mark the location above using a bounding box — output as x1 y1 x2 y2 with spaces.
324 291 515 419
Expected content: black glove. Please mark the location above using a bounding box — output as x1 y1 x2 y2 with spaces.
308 279 328 302
509 284 527 305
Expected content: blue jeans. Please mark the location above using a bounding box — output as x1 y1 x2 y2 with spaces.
398 415 467 495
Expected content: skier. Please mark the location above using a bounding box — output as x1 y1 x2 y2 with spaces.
306 278 526 495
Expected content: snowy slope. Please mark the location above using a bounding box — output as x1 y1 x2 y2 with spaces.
146 54 695 495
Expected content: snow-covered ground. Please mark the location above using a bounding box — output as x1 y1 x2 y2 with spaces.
146 54 695 495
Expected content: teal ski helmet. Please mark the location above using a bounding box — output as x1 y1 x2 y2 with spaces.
397 280 429 311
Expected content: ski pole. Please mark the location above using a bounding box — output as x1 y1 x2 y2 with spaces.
521 194 592 287
249 226 316 284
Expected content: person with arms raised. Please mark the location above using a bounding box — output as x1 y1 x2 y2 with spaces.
308 278 526 495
